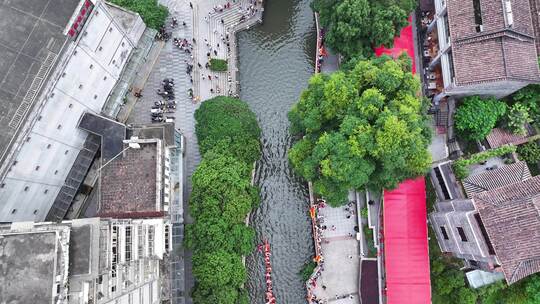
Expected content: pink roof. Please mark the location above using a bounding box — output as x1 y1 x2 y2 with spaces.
383 177 431 304
374 16 416 74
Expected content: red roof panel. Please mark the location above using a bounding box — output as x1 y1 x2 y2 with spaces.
383 177 431 304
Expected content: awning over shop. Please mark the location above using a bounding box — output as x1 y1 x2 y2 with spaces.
383 177 431 303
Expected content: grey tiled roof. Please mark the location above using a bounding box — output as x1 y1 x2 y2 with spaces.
473 176 540 284
462 161 531 197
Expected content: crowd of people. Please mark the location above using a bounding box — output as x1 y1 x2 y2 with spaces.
307 198 359 304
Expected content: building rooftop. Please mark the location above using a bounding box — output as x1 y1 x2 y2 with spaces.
0 229 65 304
473 175 540 284
486 128 533 149
462 161 531 197
447 0 540 86
98 141 160 216
0 0 80 164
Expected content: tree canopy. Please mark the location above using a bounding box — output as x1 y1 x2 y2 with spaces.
195 96 261 163
288 56 431 205
454 96 507 141
186 96 261 304
311 0 414 59
109 0 168 30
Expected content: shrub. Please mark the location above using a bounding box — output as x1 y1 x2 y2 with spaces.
109 0 168 30
195 96 261 163
506 103 532 135
518 142 540 164
455 96 507 141
299 260 317 281
452 145 517 179
209 58 228 71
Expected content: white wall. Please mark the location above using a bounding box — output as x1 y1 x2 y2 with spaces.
0 1 145 222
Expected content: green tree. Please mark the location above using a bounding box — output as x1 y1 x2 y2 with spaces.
109 0 168 29
189 152 258 223
455 96 507 141
311 0 414 59
195 96 261 163
192 250 246 291
511 84 540 127
288 56 431 206
518 142 540 164
506 103 532 135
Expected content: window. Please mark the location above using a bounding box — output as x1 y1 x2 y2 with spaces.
457 227 468 242
440 226 449 240
111 286 116 292
473 0 483 32
125 226 132 262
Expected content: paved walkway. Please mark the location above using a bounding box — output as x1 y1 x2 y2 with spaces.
309 197 361 304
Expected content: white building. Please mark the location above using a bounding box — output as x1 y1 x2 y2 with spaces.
0 217 171 304
0 0 146 222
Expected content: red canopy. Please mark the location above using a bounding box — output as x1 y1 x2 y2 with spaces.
374 16 416 74
383 177 431 304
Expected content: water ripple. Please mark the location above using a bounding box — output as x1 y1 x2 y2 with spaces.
237 0 316 302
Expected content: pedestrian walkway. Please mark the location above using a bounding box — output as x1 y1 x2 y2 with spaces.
308 193 361 304
192 0 263 100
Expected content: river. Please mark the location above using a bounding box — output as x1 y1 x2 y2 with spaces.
237 0 316 302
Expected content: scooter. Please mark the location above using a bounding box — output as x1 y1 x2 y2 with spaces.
151 108 164 113
152 116 164 122
151 112 163 117
154 100 165 106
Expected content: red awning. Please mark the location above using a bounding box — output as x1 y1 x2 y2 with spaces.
383 177 431 304
374 16 416 74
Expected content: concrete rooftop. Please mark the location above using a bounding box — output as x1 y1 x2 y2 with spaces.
0 0 79 163
0 231 58 304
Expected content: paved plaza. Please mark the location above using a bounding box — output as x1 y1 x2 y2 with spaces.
311 202 361 304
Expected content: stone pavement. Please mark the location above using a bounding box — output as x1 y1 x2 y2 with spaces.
311 201 361 304
192 0 263 99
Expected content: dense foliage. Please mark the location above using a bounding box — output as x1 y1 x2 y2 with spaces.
452 145 516 179
288 56 431 206
455 96 507 141
518 142 540 165
186 97 260 304
108 0 168 29
311 0 415 59
195 96 261 163
209 58 229 71
506 103 532 135
510 84 540 128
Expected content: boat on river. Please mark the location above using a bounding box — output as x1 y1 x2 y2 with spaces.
259 240 276 304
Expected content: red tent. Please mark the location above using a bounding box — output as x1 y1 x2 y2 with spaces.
383 177 431 303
